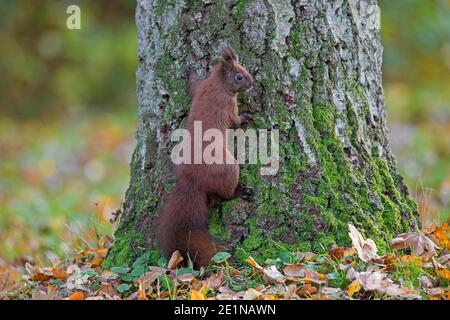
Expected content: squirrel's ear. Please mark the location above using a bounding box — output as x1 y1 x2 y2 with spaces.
221 46 237 71
222 46 237 62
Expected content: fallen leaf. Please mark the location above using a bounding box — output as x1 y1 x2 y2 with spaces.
346 280 361 297
348 224 379 262
199 282 209 297
177 273 194 283
390 232 438 256
329 245 356 260
245 257 263 270
68 291 85 300
243 288 261 300
419 276 433 289
52 266 69 281
190 289 205 300
434 223 449 249
423 223 437 234
138 280 148 300
438 254 450 267
205 271 224 290
167 250 184 269
139 267 165 290
437 268 450 280
298 283 317 298
283 264 305 277
263 265 285 283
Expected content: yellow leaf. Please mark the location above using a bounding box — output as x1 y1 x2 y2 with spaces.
190 289 205 300
200 282 209 297
264 295 277 300
346 280 361 297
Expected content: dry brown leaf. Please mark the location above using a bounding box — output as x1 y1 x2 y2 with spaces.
303 269 327 285
98 283 119 297
419 276 433 289
177 273 194 283
423 223 437 234
390 232 439 256
283 264 305 278
167 250 184 269
348 224 379 262
298 283 317 298
438 254 450 267
205 271 224 290
52 266 69 281
139 267 165 290
330 245 356 260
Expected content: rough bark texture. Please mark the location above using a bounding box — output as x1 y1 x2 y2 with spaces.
104 0 419 268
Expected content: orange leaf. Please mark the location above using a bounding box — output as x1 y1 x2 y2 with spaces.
190 289 205 300
31 273 52 282
52 267 69 281
69 291 85 300
138 280 148 300
245 257 262 269
434 223 450 249
437 269 450 281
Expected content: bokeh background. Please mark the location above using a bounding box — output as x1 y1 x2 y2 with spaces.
0 0 449 265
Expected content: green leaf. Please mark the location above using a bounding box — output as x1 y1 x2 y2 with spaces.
211 252 231 263
132 252 150 268
131 265 145 277
49 279 64 286
120 273 132 282
80 269 96 276
176 267 200 277
111 266 130 274
157 257 168 268
117 283 131 293
278 252 295 264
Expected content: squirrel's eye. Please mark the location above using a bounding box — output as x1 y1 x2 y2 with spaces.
235 73 243 81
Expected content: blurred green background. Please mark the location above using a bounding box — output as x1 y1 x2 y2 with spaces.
0 0 449 264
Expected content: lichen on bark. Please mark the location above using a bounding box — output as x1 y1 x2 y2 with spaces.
104 0 419 268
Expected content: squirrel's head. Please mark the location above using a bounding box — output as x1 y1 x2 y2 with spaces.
218 47 254 95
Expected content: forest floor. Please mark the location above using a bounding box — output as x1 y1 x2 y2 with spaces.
0 222 449 300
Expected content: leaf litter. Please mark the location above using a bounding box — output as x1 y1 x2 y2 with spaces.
0 223 449 300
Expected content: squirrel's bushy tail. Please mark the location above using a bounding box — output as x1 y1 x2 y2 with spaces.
156 181 216 267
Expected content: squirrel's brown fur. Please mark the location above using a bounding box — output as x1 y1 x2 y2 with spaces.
156 47 254 267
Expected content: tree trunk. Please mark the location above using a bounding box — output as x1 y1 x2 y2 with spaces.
104 0 419 267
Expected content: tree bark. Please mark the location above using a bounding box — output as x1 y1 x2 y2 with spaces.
104 0 418 267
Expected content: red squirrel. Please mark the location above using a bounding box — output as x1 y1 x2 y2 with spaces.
156 47 254 267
